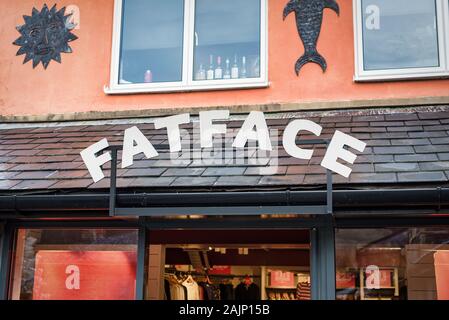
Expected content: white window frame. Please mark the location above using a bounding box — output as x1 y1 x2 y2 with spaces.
105 0 268 94
353 0 449 82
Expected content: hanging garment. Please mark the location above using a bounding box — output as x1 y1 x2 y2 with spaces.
199 282 221 300
235 282 261 300
164 279 171 300
219 283 235 300
296 282 311 300
182 276 200 300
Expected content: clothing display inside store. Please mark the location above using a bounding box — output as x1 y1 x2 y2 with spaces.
146 230 311 301
163 271 260 301
335 227 449 300
265 270 310 301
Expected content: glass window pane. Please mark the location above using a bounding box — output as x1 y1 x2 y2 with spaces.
10 229 138 300
336 227 449 300
119 0 184 84
361 0 439 70
193 0 261 81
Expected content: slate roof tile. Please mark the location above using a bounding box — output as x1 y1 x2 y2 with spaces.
215 176 262 186
163 168 206 177
366 140 391 147
371 132 409 139
1 107 449 191
244 166 288 176
0 171 20 179
419 161 449 171
409 131 447 138
49 179 94 189
387 126 423 132
390 139 430 146
350 173 398 183
259 175 305 186
0 180 21 189
373 146 415 154
351 127 386 133
385 113 419 121
121 168 167 177
430 137 449 145
418 111 449 120
203 167 246 176
172 177 218 187
438 153 449 161
13 180 58 190
0 150 11 156
398 172 447 182
286 165 326 175
132 177 176 188
352 115 385 122
88 178 136 189
370 121 404 127
8 150 42 156
375 163 420 172
395 154 438 162
415 145 449 153
0 163 18 171
13 171 58 179
424 125 449 131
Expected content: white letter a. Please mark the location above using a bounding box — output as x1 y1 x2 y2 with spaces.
122 126 159 168
65 265 80 290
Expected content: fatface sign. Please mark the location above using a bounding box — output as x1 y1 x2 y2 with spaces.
81 111 367 183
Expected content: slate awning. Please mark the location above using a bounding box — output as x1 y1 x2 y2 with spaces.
1 106 449 194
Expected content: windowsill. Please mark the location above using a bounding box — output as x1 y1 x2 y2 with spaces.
354 72 449 82
104 80 270 95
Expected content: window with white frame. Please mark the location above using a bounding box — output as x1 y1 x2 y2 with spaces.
106 0 267 94
353 0 449 81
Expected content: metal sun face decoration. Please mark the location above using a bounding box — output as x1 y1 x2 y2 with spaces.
13 4 78 69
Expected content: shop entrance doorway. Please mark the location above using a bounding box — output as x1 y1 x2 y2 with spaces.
146 230 312 301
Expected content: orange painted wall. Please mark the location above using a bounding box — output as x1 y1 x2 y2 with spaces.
1 0 449 118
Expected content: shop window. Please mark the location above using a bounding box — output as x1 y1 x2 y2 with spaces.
335 227 449 300
353 0 449 81
107 0 267 94
9 229 138 300
145 230 311 301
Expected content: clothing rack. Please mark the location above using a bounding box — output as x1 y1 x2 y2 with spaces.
165 270 261 279
208 274 261 279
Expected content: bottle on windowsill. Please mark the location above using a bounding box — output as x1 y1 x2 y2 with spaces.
196 64 206 81
144 69 153 83
231 55 239 79
207 55 214 80
214 56 223 79
241 56 247 79
223 58 231 79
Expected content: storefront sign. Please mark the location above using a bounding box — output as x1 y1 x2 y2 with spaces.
208 266 232 275
33 251 136 300
336 271 356 289
365 266 392 289
269 270 295 288
81 111 367 183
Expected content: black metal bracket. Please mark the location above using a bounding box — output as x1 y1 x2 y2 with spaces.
108 146 120 217
108 140 333 217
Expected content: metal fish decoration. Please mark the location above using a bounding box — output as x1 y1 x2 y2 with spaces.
283 0 339 75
